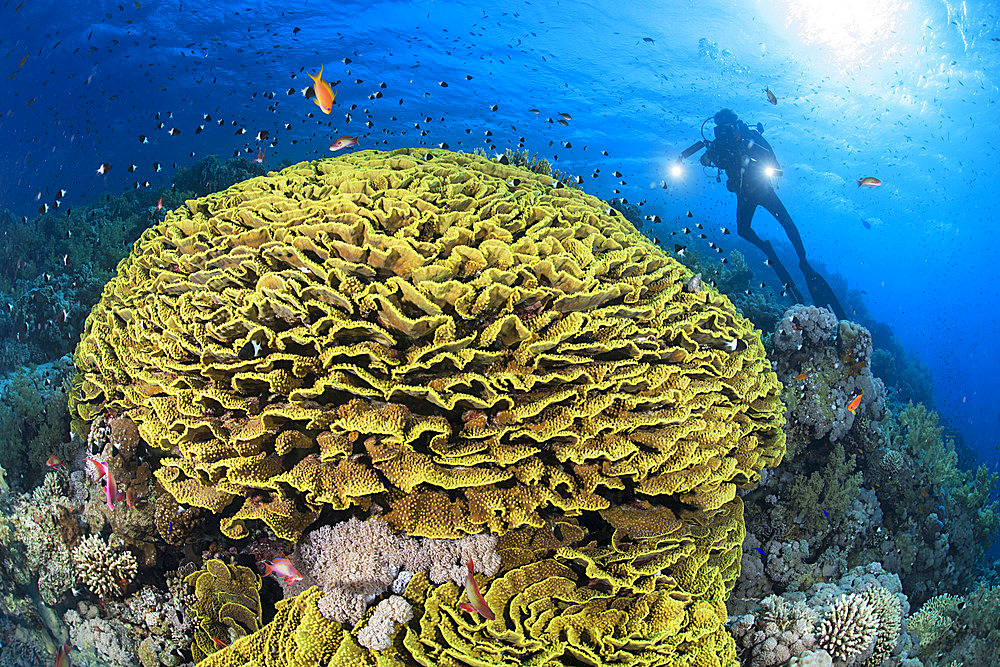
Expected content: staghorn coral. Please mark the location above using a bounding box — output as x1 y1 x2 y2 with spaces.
69 148 785 544
71 533 137 599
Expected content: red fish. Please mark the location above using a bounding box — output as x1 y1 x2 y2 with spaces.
85 458 124 511
308 65 336 114
793 372 809 381
847 390 864 414
457 557 495 620
155 197 163 212
856 176 882 188
55 641 71 667
252 148 266 164
46 454 66 469
328 135 359 152
264 557 303 585
211 636 228 649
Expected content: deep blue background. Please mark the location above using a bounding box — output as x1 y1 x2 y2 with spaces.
1 0 998 473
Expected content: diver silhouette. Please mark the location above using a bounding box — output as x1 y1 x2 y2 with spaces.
678 108 846 320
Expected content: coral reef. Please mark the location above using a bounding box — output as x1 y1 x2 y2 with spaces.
772 306 885 451
63 147 788 663
0 355 75 492
730 563 911 667
907 584 1000 666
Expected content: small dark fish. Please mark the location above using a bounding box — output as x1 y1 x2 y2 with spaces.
861 219 872 229
553 523 563 541
674 244 686 256
643 37 655 43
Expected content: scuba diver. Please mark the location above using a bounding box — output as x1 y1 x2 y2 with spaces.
677 108 846 320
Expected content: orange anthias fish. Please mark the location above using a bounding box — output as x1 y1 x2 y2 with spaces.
457 557 495 621
155 197 163 212
55 641 71 667
794 372 809 381
328 135 359 152
252 148 266 164
847 390 864 414
46 454 66 469
211 636 229 649
856 176 882 188
308 65 336 114
264 557 303 585
765 87 777 105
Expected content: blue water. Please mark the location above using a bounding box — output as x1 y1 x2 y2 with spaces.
1 2 997 480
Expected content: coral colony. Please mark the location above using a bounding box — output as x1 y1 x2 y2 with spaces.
0 150 997 666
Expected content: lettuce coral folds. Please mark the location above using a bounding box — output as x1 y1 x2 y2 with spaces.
61 148 785 664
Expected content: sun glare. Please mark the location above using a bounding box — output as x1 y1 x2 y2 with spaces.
779 0 908 69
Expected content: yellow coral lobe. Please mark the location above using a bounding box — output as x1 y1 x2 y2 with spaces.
70 148 784 544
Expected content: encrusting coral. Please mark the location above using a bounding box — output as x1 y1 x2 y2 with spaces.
69 147 785 547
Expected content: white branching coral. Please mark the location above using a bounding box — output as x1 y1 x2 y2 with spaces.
815 592 878 662
814 586 901 666
356 595 413 651
864 586 902 666
72 534 137 598
292 517 500 625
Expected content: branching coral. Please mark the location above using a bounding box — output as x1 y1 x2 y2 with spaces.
71 533 137 599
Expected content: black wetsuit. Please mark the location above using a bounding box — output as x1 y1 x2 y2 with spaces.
702 121 846 320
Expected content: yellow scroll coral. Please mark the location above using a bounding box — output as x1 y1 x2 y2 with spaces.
202 500 743 666
70 148 784 541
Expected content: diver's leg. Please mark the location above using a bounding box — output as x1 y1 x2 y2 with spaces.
736 196 806 304
758 188 847 319
757 188 808 263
